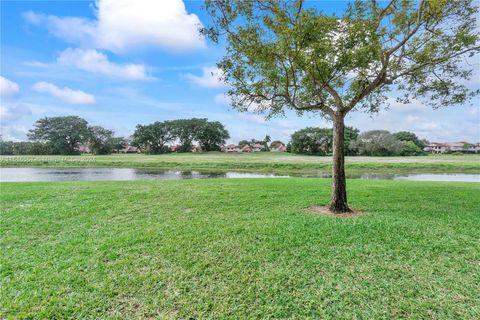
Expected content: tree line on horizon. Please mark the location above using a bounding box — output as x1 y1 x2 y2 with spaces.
132 118 230 154
0 116 230 156
0 115 433 157
289 127 428 156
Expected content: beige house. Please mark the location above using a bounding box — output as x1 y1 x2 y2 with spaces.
77 145 90 153
271 144 287 152
223 144 241 152
424 143 449 153
241 145 252 152
424 142 480 154
251 143 265 152
191 145 202 153
119 146 140 153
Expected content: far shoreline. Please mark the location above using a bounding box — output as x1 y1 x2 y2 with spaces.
1 153 479 174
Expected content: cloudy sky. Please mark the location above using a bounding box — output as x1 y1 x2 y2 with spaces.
1 0 479 143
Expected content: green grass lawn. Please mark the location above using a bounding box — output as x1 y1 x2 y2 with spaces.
1 178 479 318
1 152 479 174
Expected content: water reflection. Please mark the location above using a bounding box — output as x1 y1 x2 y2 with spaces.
393 173 480 182
0 168 290 182
0 167 478 182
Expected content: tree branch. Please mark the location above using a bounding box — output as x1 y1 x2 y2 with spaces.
386 0 425 56
388 46 480 82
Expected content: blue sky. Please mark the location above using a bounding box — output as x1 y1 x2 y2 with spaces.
1 0 479 143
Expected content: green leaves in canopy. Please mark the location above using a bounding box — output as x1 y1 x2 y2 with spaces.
28 116 90 155
202 0 479 118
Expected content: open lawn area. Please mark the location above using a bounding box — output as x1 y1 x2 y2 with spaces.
1 178 479 318
1 152 479 174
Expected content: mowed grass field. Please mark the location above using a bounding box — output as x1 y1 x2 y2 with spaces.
1 178 479 318
1 152 479 174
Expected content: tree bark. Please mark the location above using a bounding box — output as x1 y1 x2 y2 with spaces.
330 114 351 213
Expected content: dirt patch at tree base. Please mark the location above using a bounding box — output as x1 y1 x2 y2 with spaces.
308 206 365 218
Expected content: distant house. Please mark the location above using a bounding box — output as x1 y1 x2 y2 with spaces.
424 143 449 154
424 142 480 154
222 142 283 153
465 143 480 154
191 145 202 153
77 145 90 153
270 143 287 152
448 142 467 152
251 143 266 152
223 144 241 152
241 145 253 152
120 145 139 153
169 145 178 152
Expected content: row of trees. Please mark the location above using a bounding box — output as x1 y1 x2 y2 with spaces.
0 116 123 155
0 116 230 155
132 118 229 153
351 131 427 156
290 127 360 156
0 115 429 157
0 141 58 156
289 127 427 156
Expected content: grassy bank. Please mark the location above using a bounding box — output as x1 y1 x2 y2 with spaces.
1 152 479 174
2 179 479 318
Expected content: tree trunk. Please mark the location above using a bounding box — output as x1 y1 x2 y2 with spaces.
330 114 350 213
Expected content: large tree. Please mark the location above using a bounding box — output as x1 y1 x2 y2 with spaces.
350 130 403 156
393 131 426 149
202 0 479 213
132 121 174 154
196 120 230 151
290 126 359 155
111 137 127 153
88 126 114 155
291 127 333 155
28 116 90 155
170 119 206 152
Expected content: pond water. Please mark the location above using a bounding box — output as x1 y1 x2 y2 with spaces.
0 168 479 182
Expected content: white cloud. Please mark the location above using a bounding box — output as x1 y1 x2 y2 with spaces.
346 101 480 142
214 93 231 105
57 48 149 80
185 67 226 88
0 104 31 122
236 113 267 125
467 107 480 116
213 92 269 113
23 10 44 25
388 97 427 113
416 121 440 130
23 0 205 53
0 106 13 121
33 82 96 105
0 76 20 97
0 125 29 141
24 61 50 68
106 87 187 111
